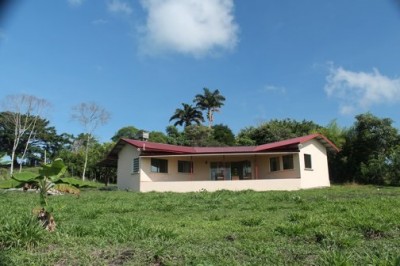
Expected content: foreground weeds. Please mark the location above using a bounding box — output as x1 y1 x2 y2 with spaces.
0 185 400 265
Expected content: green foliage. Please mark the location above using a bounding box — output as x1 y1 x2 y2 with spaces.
0 186 399 264
0 111 68 166
165 125 186 145
211 124 235 146
314 119 347 149
184 125 214 146
58 136 116 183
111 126 139 142
0 179 22 189
11 171 37 183
237 118 322 145
39 158 67 182
339 113 400 184
10 159 71 207
193 88 226 127
169 103 205 128
148 131 168 143
37 159 67 207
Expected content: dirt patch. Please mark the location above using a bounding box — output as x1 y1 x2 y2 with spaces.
109 249 135 266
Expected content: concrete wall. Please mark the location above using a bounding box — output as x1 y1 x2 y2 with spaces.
140 156 209 182
140 179 301 192
117 145 140 191
299 139 331 189
141 155 260 182
257 153 301 179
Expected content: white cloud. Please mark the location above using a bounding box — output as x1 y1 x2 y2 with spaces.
107 0 133 15
325 66 400 114
68 0 84 7
139 0 239 57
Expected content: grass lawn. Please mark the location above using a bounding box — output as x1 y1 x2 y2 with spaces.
0 185 399 265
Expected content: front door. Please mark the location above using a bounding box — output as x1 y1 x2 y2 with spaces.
231 162 243 180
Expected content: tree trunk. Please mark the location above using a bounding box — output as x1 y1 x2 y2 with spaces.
19 116 39 172
208 109 213 128
10 125 20 176
82 134 91 181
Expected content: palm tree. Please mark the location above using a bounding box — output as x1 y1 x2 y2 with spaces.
194 88 226 127
169 103 204 128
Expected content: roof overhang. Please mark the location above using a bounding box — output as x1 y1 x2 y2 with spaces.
140 151 299 158
99 133 339 168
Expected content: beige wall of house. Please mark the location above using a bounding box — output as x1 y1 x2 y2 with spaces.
140 179 301 192
141 155 262 182
117 145 140 191
257 153 301 179
140 156 208 182
299 139 331 188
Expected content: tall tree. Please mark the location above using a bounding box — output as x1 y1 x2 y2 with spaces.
314 119 347 149
236 118 321 145
111 126 139 142
184 125 214 147
340 113 399 184
149 131 168 143
212 124 235 146
71 102 110 181
194 88 226 127
169 103 204 128
165 125 186 145
0 112 67 166
1 94 51 175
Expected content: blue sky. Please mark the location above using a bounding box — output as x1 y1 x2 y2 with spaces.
1 0 400 142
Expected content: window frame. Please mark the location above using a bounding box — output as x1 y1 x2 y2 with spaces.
178 160 193 174
132 157 139 174
151 158 168 173
282 154 294 170
269 157 280 172
304 154 312 169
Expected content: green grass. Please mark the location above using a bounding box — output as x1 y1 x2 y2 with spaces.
1 185 400 265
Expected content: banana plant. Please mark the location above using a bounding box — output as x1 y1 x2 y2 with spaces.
12 159 73 231
37 159 67 207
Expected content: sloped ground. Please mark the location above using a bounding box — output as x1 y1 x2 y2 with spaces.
0 185 399 265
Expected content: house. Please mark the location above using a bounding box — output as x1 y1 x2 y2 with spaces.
103 133 339 192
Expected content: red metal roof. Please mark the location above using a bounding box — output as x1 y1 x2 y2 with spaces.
255 133 339 152
120 133 339 155
99 134 339 167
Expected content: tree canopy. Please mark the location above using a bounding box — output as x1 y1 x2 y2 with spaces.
194 88 226 127
339 113 400 185
169 103 204 128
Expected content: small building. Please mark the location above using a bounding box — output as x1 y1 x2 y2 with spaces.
103 134 339 192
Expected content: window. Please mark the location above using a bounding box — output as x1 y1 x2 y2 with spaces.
304 154 312 169
270 157 280 172
132 158 139 173
151 158 168 173
243 160 252 178
283 155 294 170
178 160 193 173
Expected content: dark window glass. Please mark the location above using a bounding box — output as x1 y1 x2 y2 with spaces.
132 158 139 173
304 154 312 169
151 158 168 173
283 155 294 170
270 157 280 172
178 160 193 173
